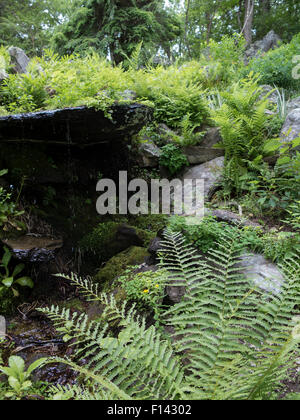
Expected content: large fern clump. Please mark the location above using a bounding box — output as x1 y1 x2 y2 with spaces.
213 76 270 192
39 229 300 400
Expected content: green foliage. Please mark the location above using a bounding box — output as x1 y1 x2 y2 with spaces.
117 268 167 315
213 75 271 192
0 0 73 56
283 201 300 231
51 0 181 64
168 215 300 263
159 144 189 175
0 356 46 400
168 215 232 253
239 137 300 216
244 33 300 91
0 247 34 298
37 229 300 400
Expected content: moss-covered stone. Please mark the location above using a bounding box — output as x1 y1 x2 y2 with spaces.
94 246 149 288
80 222 154 265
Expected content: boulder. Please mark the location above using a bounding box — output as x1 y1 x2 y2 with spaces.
8 47 30 74
259 85 278 105
183 127 224 165
287 96 300 114
183 145 224 165
138 140 161 167
280 108 300 150
245 30 281 62
0 104 153 145
237 254 284 295
116 224 145 249
182 156 224 200
208 209 262 228
94 246 149 286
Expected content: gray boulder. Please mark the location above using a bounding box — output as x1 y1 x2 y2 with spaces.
208 209 262 228
183 145 224 165
183 127 224 164
245 30 281 62
287 96 300 114
138 140 161 167
280 108 300 150
237 254 284 295
182 156 224 200
259 85 278 105
8 47 30 74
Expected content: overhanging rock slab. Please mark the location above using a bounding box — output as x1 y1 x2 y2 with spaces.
0 104 153 145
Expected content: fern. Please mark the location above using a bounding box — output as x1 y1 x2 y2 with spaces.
213 76 270 192
39 230 300 400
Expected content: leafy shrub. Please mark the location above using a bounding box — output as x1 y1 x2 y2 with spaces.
159 144 188 175
240 137 300 215
0 246 33 297
0 356 46 400
244 33 300 90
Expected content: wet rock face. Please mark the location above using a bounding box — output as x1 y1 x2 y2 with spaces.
2 236 63 263
0 104 153 145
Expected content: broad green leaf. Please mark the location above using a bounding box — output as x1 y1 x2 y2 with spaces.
15 277 34 288
8 376 20 391
12 264 25 278
2 277 14 287
1 247 12 268
8 356 25 375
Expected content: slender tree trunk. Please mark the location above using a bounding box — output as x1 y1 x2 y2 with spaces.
242 0 254 46
205 14 214 45
184 0 192 58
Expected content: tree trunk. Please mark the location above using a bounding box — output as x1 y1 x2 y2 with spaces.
242 0 254 46
184 0 192 58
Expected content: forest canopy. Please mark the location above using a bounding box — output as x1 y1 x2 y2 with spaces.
0 1 299 60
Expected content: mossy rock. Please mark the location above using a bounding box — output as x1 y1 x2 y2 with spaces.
94 246 149 288
80 222 154 264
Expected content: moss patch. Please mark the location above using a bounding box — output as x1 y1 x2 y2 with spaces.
94 246 149 288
